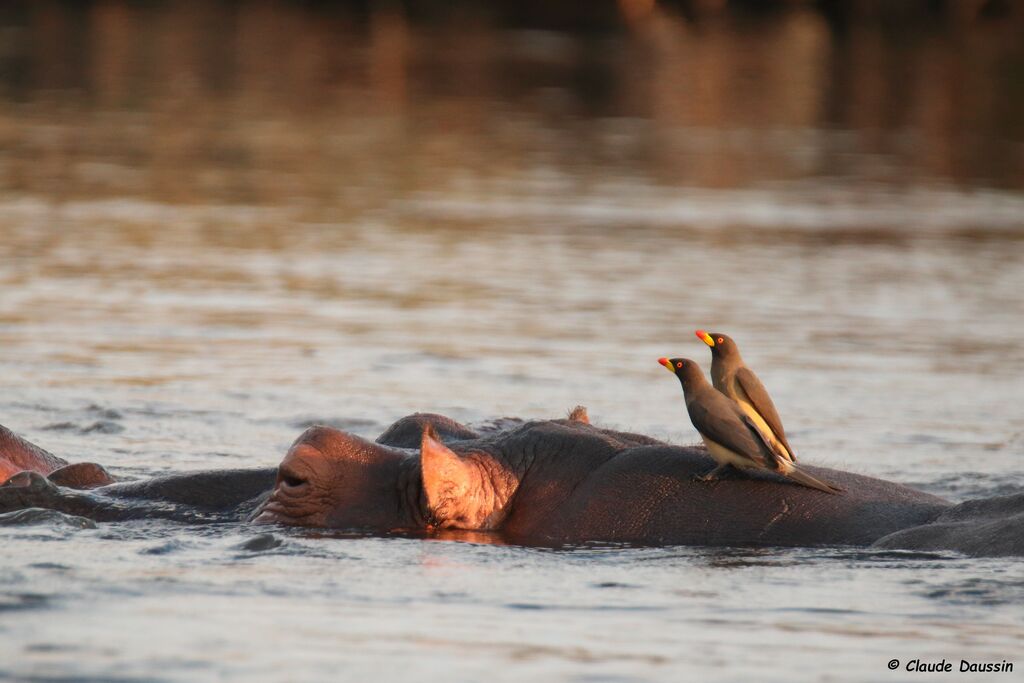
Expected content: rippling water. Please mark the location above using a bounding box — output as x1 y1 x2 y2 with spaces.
2 2 1023 680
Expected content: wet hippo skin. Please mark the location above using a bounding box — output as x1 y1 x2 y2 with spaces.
2 413 1021 556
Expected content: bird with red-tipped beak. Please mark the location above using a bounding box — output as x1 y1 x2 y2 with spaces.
696 330 797 464
658 357 840 494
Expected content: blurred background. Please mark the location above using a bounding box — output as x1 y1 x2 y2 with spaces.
2 0 1023 205
2 3 1024 681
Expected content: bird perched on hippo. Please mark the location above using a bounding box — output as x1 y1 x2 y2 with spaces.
5 411 1022 556
657 356 840 493
696 329 797 463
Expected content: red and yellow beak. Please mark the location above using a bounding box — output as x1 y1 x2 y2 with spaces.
658 357 674 373
695 329 715 347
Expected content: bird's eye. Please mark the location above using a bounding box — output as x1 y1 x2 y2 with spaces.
717 337 724 344
676 361 683 368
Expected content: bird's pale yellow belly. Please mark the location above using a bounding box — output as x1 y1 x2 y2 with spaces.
701 436 757 471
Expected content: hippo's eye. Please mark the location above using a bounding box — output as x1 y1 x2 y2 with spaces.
676 361 683 368
283 473 305 488
717 337 724 344
278 466 308 490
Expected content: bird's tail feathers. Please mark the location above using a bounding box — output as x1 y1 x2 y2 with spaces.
785 464 843 495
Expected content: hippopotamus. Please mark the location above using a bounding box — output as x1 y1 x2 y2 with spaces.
0 424 115 489
2 411 1022 556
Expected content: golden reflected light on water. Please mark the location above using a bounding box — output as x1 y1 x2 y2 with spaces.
1 2 1023 681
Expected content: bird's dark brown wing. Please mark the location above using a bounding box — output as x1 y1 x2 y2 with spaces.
734 366 796 460
740 415 788 471
686 389 773 469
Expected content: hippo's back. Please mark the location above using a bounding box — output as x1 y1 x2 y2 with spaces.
541 445 950 547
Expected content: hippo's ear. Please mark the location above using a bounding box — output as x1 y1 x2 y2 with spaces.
568 405 589 424
48 462 114 489
420 429 506 530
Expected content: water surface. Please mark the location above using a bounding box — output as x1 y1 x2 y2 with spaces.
1 3 1023 681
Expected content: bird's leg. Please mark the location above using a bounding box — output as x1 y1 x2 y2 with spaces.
693 463 737 483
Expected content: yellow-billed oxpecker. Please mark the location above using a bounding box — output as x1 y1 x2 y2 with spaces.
696 330 797 464
658 357 840 494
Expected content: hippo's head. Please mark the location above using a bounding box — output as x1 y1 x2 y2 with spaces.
253 425 518 531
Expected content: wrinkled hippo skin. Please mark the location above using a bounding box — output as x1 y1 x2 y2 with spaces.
2 413 1022 556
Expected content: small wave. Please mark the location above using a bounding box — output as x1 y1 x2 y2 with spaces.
139 539 190 556
921 575 1024 607
235 533 284 552
86 404 124 420
40 420 124 435
0 508 96 529
0 592 50 612
288 417 381 431
403 184 1024 232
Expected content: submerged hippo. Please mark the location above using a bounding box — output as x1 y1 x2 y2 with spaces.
0 424 115 489
1 411 1022 556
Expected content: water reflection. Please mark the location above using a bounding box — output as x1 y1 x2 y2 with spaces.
0 0 1021 214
